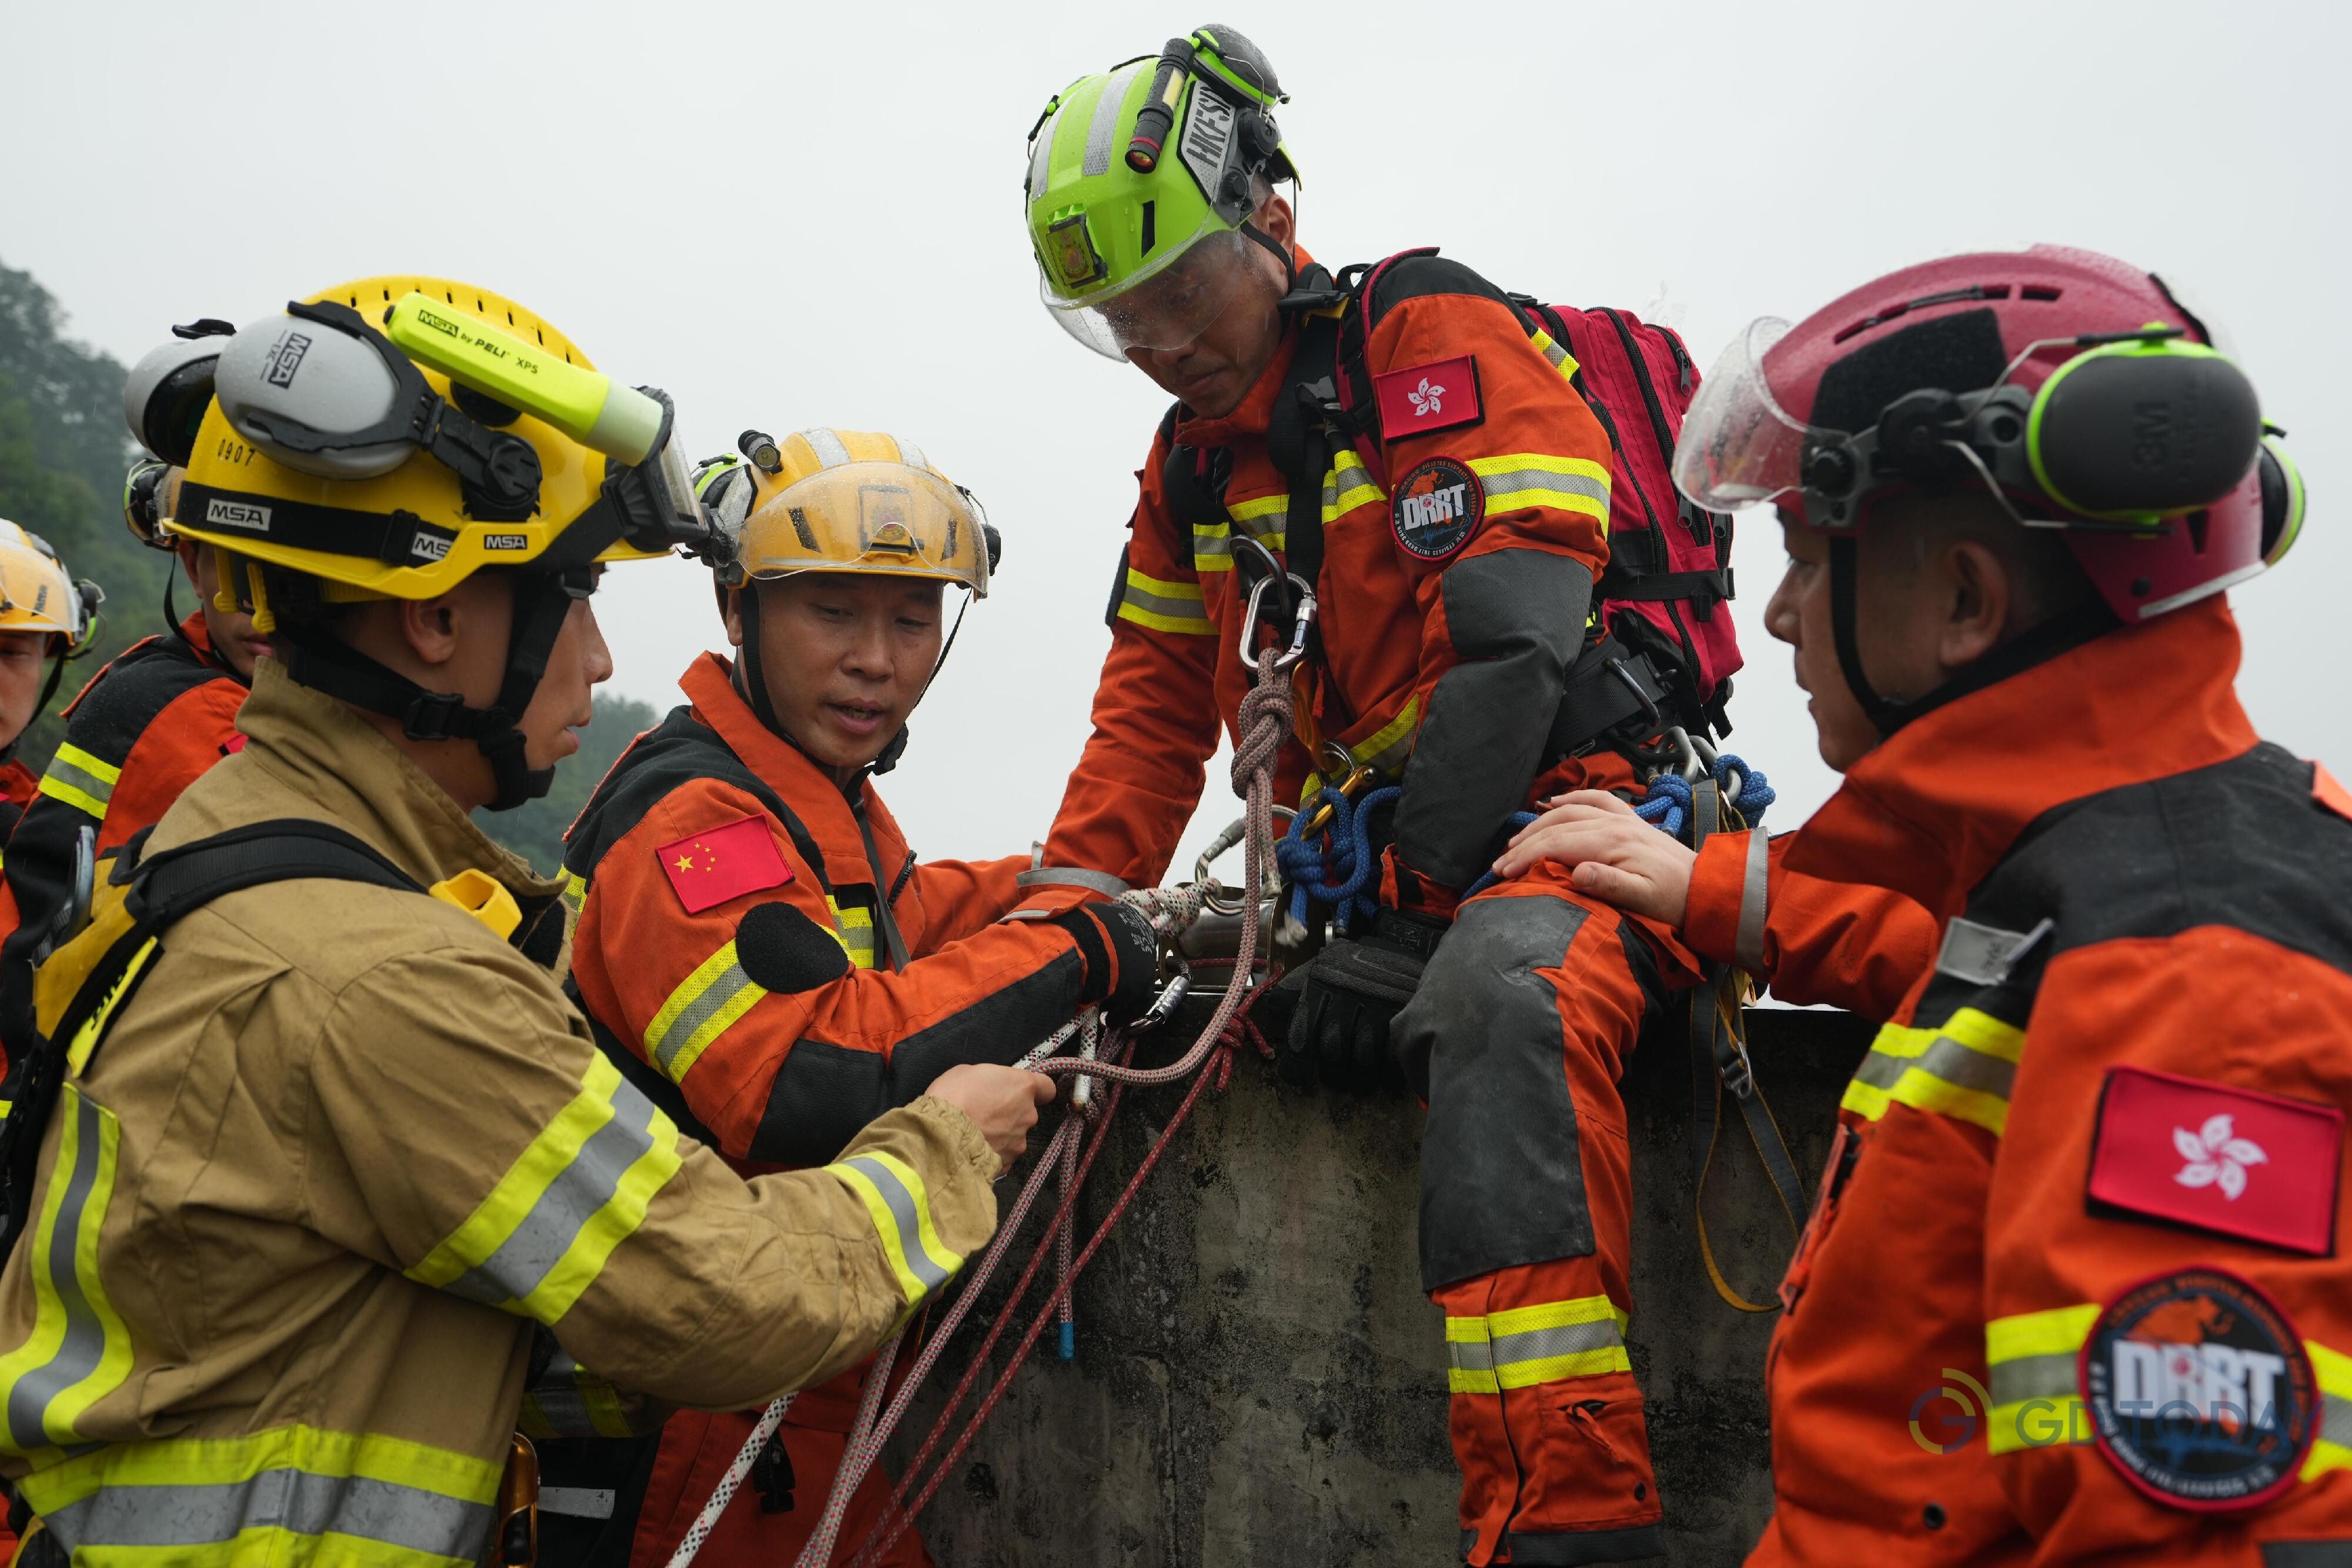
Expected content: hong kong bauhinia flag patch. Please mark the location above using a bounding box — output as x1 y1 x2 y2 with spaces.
657 814 792 914
2086 1066 2343 1256
1374 355 1482 437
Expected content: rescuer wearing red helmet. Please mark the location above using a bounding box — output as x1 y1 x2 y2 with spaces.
1502 246 2348 1562
549 429 1154 1568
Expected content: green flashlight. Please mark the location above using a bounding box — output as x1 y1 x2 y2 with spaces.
382 292 666 464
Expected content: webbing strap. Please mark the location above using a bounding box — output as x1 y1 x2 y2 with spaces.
1685 782 1806 1313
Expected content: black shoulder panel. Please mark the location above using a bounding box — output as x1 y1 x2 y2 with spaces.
1915 743 2352 1029
1362 252 1518 335
563 706 828 894
61 635 235 767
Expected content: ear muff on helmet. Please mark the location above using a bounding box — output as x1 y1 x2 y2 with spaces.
209 300 543 520
122 458 178 551
2024 333 2264 521
123 320 234 466
2259 433 2306 567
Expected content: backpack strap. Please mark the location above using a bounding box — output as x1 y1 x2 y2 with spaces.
0 819 428 1264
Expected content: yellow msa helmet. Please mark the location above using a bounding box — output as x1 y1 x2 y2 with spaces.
697 427 995 596
694 429 1001 748
124 276 716 810
0 517 106 739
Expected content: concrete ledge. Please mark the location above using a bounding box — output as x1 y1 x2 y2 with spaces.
888 1003 1874 1566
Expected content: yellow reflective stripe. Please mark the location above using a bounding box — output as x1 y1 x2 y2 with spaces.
1321 452 1385 522
1528 327 1581 381
18 1423 502 1568
828 898 877 970
405 1053 682 1325
0 1088 133 1454
520 1350 637 1441
1466 453 1612 524
1344 696 1422 780
65 937 159 1078
1194 495 1288 571
1443 1296 1629 1396
1985 1302 2099 1455
643 940 768 1082
824 1149 964 1313
2304 1339 2352 1482
37 744 120 821
1840 1007 2024 1136
1117 567 1214 636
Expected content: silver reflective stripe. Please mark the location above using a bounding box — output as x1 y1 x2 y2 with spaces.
1853 1035 2018 1099
649 956 760 1077
840 1155 956 1297
446 1080 663 1308
529 1350 596 1436
42 755 115 811
1193 527 1234 560
2324 1387 2352 1449
1122 581 1208 622
1536 334 1570 369
1735 830 1769 974
1490 1316 1623 1368
538 1487 617 1520
1448 1339 1494 1373
1936 916 2054 988
1081 62 1145 178
42 1470 495 1559
1478 466 1610 507
1027 103 1059 195
7 1094 108 1450
1015 866 1130 897
1990 1350 2079 1407
799 428 852 470
890 434 929 473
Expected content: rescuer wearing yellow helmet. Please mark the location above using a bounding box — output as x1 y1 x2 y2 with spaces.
543 429 1147 1567
0 520 101 838
0 284 1041 1568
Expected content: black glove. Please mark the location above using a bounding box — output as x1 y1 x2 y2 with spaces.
1047 900 1161 1025
1282 909 1449 1092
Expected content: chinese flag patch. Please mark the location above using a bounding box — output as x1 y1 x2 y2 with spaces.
2086 1066 2344 1256
657 814 791 914
1374 355 1482 438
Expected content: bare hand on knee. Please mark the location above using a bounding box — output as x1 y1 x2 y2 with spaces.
923 1065 1057 1174
1491 790 1696 927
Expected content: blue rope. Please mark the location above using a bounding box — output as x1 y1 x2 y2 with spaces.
1277 784 1401 934
1460 754 1777 899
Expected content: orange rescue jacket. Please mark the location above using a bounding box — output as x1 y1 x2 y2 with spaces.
1751 597 2352 1565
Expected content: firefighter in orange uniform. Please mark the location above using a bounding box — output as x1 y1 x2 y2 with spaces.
0 521 101 845
0 462 258 1101
1018 26 1758 1563
1508 248 2350 1562
549 429 1158 1567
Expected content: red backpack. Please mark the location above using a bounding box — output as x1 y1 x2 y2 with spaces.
1235 249 1743 758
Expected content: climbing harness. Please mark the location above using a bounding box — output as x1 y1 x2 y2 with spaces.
664 626 1303 1568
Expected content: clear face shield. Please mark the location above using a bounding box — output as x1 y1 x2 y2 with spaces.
1670 317 1812 514
1039 226 1259 360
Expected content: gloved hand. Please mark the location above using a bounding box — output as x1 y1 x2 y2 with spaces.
1047 900 1161 1025
1282 908 1449 1092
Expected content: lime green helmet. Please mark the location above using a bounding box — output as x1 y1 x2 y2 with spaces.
1024 25 1298 359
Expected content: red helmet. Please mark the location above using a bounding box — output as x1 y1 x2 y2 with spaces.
1673 246 2304 733
1675 245 2304 621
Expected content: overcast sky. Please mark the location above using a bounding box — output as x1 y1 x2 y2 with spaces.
4 0 2343 875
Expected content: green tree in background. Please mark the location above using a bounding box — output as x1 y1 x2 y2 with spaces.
479 691 659 874
0 255 659 871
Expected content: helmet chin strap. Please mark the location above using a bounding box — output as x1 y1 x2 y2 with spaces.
1827 534 2119 743
281 569 583 813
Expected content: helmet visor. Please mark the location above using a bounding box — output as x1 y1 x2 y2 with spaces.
1672 317 1818 511
1040 226 1254 360
736 462 990 596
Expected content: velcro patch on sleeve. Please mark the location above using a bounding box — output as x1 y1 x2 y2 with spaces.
657 814 793 914
2086 1065 2344 1256
1391 457 1485 562
1374 355 1482 438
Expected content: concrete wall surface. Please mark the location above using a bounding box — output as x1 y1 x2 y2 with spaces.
884 1002 1876 1567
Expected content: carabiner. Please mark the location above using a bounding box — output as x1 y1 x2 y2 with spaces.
1238 570 1318 673
1134 959 1194 1033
